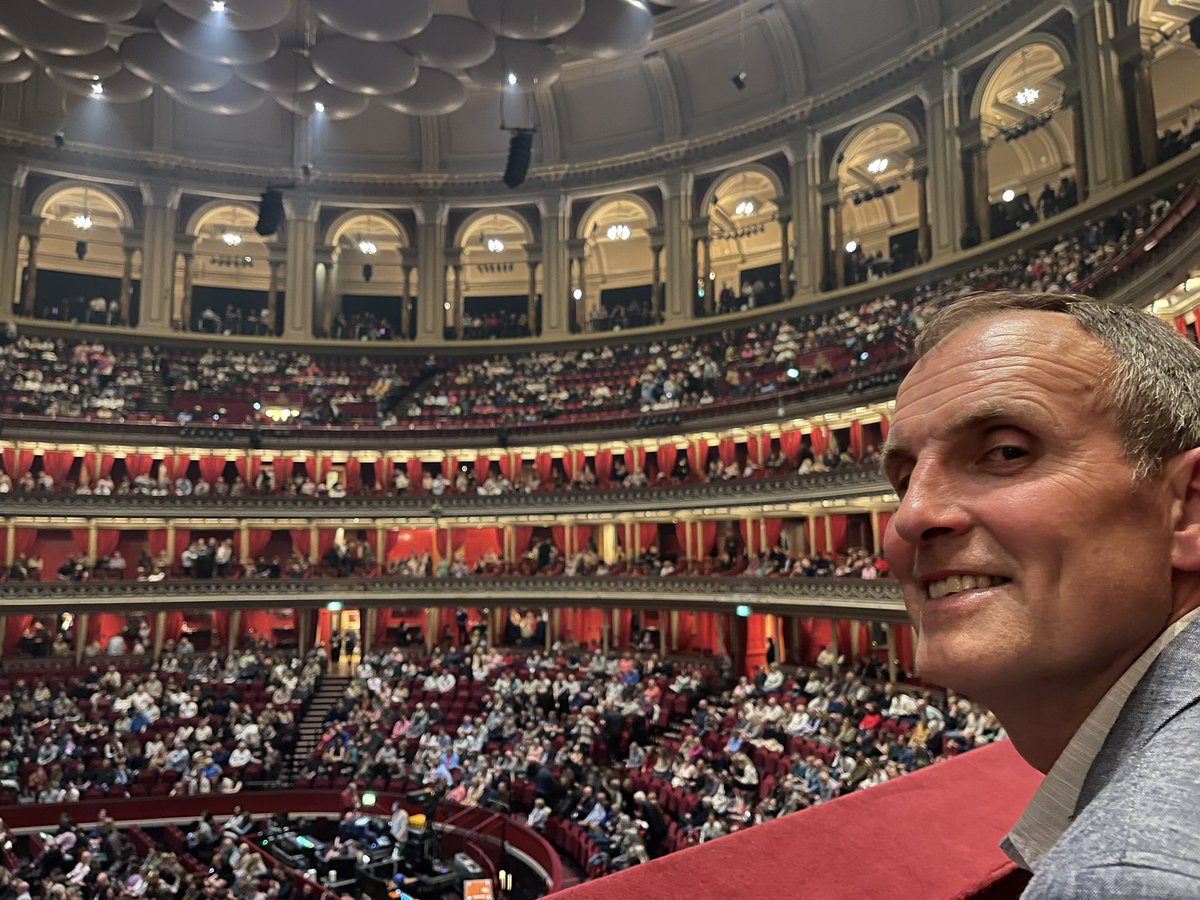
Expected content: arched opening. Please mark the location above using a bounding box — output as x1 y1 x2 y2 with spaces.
23 183 137 325
1138 0 1200 161
835 120 921 284
454 210 533 340
704 168 784 313
183 203 275 335
577 195 657 332
975 40 1078 238
326 211 414 340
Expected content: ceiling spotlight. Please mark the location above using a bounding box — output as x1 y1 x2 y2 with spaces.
90 81 104 96
867 157 889 175
486 238 504 253
1015 87 1040 106
845 240 858 253
72 213 93 231
731 71 747 90
734 200 755 217
507 73 518 87
1001 188 1016 203
313 101 325 113
211 0 226 12
606 224 630 241
572 288 583 301
358 237 378 255
222 232 242 247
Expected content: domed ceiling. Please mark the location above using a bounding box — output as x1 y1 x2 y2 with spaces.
0 0 985 182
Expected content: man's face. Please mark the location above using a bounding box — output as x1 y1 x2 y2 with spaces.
883 313 1177 700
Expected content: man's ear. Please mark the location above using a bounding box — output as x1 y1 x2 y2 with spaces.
1169 448 1200 572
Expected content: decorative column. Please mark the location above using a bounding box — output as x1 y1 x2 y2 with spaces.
1064 89 1091 201
266 248 286 337
567 239 586 332
415 201 447 342
362 608 377 653
315 244 335 338
75 615 89 664
297 609 312 655
921 67 967 260
870 509 882 555
914 166 931 264
1072 0 1133 194
828 618 840 671
0 160 28 322
646 225 664 323
1118 40 1158 175
819 181 843 290
400 248 418 339
153 612 166 660
448 254 464 339
282 194 319 340
539 194 570 336
87 522 98 562
228 610 241 654
959 121 990 244
524 243 541 336
786 133 824 295
885 623 898 683
777 212 792 298
694 221 713 315
119 231 140 326
20 226 40 316
661 171 695 323
138 180 182 334
175 237 196 330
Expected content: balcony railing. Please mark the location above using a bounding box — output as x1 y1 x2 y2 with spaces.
0 467 893 519
0 574 908 621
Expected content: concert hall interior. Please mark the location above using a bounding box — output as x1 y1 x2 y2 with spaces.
0 0 1197 898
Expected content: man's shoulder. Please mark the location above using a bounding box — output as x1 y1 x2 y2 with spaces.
1028 707 1200 897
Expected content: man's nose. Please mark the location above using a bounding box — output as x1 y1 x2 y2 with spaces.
890 458 971 545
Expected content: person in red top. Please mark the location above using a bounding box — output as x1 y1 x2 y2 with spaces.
858 703 883 733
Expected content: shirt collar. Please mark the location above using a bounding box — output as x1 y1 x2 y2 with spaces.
1001 605 1200 871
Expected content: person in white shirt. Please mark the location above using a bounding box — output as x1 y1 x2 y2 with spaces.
526 798 550 832
228 743 255 769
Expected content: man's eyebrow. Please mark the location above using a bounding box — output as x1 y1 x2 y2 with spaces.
879 403 1022 473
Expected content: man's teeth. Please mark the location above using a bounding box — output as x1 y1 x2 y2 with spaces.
927 575 1009 600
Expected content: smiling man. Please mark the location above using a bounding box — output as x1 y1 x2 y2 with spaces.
882 292 1200 897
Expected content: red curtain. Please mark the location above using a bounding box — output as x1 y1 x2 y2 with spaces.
197 456 225 484
848 421 864 459
92 452 116 481
40 450 75 484
475 456 491 484
71 529 90 556
877 511 893 550
535 453 552 484
748 435 769 466
173 530 191 563
1175 315 1188 335
2 449 34 480
290 529 312 559
686 441 706 472
657 443 678 477
594 450 613 484
764 518 784 551
829 515 849 553
810 428 826 457
441 455 456 479
407 458 423 490
273 456 294 486
699 522 717 556
310 457 332 483
234 456 260 485
165 454 190 481
125 453 155 480
386 528 436 561
211 611 230 648
163 612 184 643
879 416 889 441
894 624 915 673
718 439 737 467
738 521 756 555
674 523 690 558
498 454 513 481
247 529 273 561
147 529 168 560
452 528 502 564
345 457 362 491
317 529 338 562
780 430 802 464
638 523 659 554
626 447 646 474
514 527 534 557
550 527 567 554
13 528 37 559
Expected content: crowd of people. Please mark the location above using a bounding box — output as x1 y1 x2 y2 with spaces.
0 644 317 813
301 642 999 879
2 181 1180 432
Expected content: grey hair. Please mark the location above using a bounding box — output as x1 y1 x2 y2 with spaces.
913 291 1200 480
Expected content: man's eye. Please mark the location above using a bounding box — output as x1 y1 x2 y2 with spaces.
986 446 1028 462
